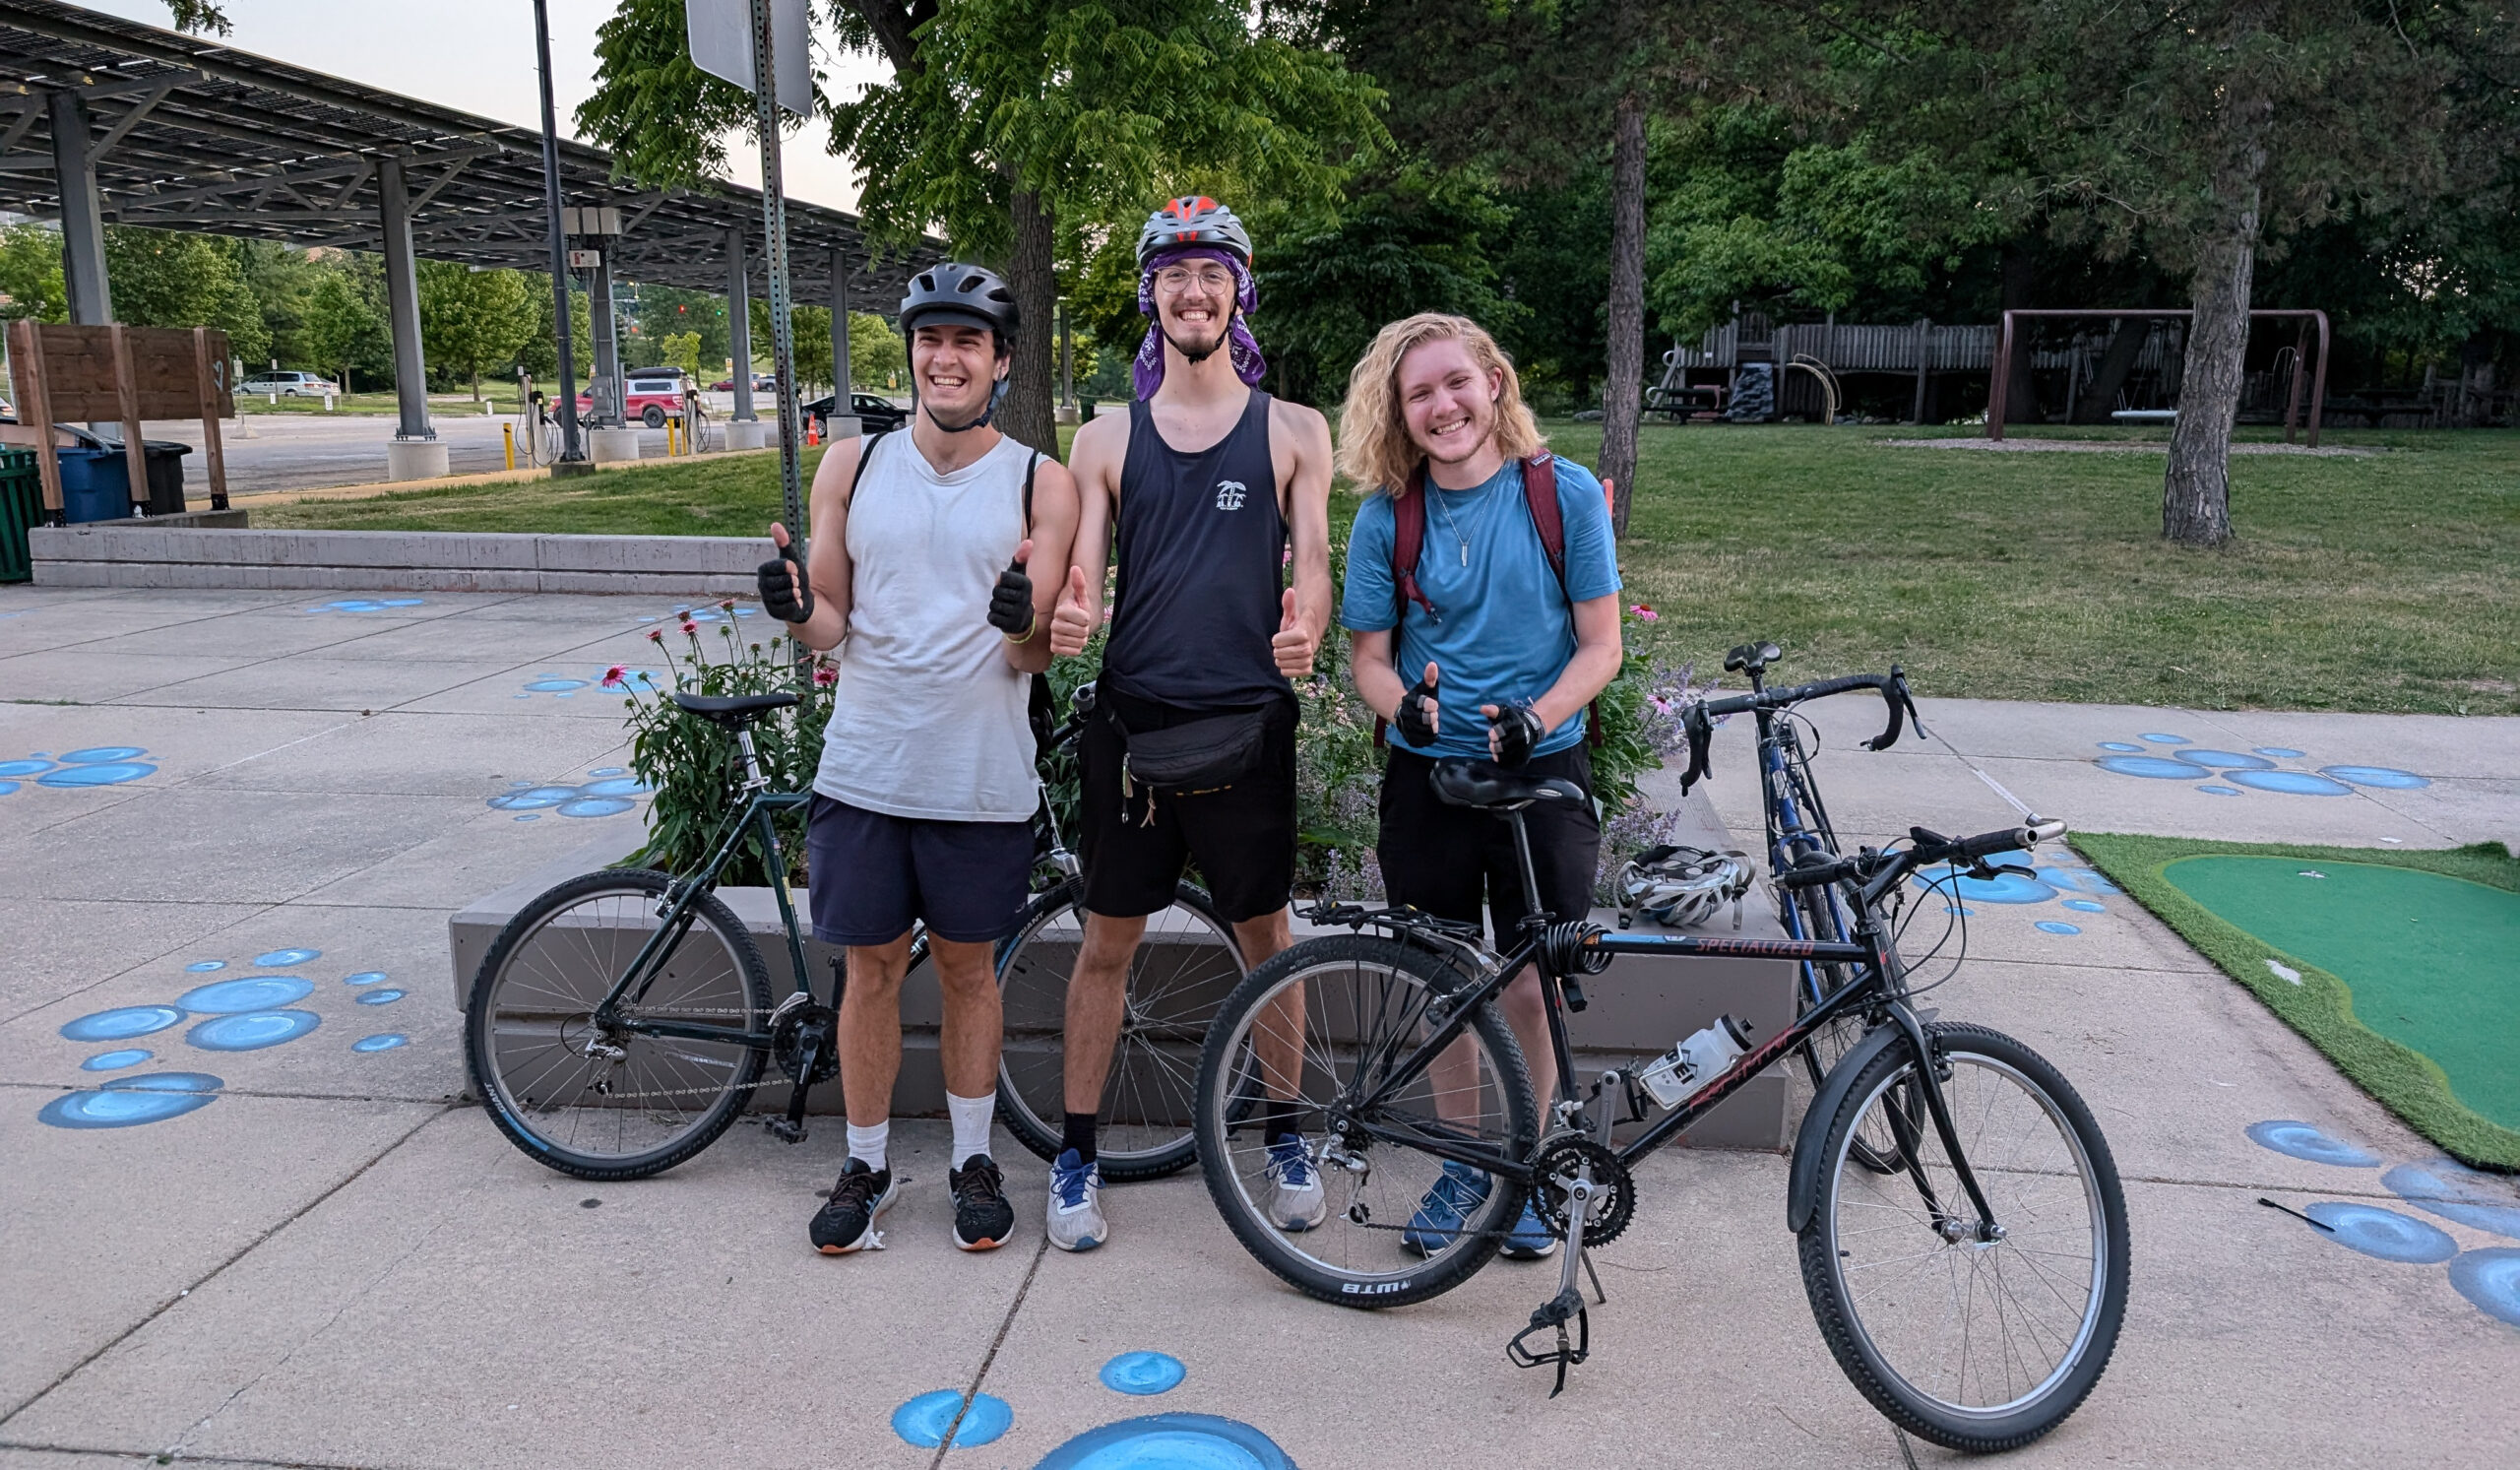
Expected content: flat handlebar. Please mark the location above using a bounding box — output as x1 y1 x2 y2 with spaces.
1677 665 1925 793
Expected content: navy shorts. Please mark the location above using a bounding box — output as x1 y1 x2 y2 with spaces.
806 795 1034 946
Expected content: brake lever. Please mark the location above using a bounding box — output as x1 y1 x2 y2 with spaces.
1678 703 1715 793
1861 665 1918 751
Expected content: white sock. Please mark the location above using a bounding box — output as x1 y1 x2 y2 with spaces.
847 1120 889 1174
947 1090 995 1169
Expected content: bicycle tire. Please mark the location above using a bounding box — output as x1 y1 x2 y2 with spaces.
466 868 772 1181
993 878 1243 1181
1194 934 1538 1310
1798 1022 2128 1451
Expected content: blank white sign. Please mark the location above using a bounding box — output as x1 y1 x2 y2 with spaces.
685 0 811 117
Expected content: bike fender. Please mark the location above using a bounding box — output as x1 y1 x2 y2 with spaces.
1786 1021 1912 1235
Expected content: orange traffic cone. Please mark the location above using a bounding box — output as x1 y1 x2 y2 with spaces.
805 418 820 447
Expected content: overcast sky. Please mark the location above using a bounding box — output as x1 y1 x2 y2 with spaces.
82 0 887 211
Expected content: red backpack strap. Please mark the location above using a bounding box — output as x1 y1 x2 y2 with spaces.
1389 467 1439 621
1521 452 1567 587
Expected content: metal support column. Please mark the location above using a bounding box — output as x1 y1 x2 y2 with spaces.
727 225 755 422
49 90 110 326
376 156 432 444
829 244 850 400
589 249 622 427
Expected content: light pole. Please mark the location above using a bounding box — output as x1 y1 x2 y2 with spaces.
532 0 584 464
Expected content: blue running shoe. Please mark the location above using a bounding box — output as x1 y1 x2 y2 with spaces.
1402 1160 1492 1256
1264 1134 1328 1232
1498 1194 1559 1260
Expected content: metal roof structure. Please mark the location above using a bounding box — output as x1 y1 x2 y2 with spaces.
0 0 938 298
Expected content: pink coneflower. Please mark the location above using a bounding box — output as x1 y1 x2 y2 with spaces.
601 664 629 688
646 628 664 643
1630 604 1658 622
680 619 700 636
720 599 736 611
813 664 838 687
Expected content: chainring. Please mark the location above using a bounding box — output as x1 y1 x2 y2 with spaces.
773 1002 840 1085
1528 1136 1636 1247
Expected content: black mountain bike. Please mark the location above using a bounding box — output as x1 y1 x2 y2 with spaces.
1192 756 2127 1451
466 683 1243 1182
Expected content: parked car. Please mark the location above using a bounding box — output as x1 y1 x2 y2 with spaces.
578 373 688 428
240 370 340 398
706 373 780 394
803 391 909 436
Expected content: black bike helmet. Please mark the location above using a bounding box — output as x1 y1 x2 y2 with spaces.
900 262 1018 350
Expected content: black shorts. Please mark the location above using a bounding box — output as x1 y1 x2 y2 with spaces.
1078 687 1297 923
806 795 1033 946
1376 744 1602 940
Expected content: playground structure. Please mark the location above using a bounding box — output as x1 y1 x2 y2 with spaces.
1988 309 2331 447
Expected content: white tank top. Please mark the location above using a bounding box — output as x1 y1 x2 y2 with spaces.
812 432 1040 822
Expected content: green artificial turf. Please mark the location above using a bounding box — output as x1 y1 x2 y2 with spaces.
2075 832 2520 1168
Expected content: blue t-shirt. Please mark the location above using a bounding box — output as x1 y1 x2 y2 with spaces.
1341 456 1622 760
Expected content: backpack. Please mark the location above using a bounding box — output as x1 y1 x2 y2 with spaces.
1378 452 1611 749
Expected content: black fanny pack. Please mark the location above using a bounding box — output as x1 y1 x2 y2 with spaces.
1114 707 1269 797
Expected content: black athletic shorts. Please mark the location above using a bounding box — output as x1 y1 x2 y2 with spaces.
1078 686 1297 923
1376 744 1602 941
806 794 1033 946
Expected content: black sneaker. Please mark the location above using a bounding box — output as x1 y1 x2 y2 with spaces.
949 1154 1016 1251
810 1159 898 1255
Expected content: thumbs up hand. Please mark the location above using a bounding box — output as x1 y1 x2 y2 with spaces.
756 521 813 624
988 537 1037 640
1049 565 1096 657
1396 662 1440 746
1271 588 1319 677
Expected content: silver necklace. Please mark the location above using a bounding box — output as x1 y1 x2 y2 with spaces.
1429 482 1489 566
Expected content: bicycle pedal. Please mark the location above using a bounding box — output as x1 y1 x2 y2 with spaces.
765 1118 807 1144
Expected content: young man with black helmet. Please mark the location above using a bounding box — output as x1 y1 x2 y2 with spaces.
758 263 1080 1257
1041 197 1336 1252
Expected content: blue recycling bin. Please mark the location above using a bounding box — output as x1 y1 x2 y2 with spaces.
55 446 134 524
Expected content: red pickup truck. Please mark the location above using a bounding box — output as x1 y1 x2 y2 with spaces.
578 373 689 427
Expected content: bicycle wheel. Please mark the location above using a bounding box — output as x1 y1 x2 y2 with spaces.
1799 1023 2129 1451
1194 934 1538 1310
994 879 1244 1181
466 868 772 1181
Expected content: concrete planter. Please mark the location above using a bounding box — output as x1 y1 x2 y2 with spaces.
588 426 642 464
447 796 1797 1148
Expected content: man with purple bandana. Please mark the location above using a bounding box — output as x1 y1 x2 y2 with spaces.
1042 197 1336 1253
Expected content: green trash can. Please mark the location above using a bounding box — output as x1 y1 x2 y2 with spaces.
0 447 42 584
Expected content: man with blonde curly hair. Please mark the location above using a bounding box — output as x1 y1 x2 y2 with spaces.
1337 311 1623 1261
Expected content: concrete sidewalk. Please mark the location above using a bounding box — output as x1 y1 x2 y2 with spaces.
3 583 2515 1469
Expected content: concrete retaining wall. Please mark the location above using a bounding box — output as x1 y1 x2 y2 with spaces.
30 523 758 595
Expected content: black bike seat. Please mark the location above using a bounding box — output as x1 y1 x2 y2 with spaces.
1429 758 1587 811
1724 640 1781 674
671 691 799 726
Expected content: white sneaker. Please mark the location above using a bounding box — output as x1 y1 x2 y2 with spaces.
1265 1134 1328 1232
1046 1148 1106 1251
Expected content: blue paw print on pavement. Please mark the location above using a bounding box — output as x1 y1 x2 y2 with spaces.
516 669 659 701
2247 1121 2520 1328
43 949 410 1129
2093 734 2426 799
893 1350 1297 1465
0 746 158 797
1907 854 2120 939
488 767 652 821
304 598 426 613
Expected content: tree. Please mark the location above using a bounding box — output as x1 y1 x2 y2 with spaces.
632 284 732 370
0 223 67 323
850 309 906 390
659 330 704 382
517 284 595 383
103 226 270 365
418 261 537 401
751 298 836 394
302 259 393 393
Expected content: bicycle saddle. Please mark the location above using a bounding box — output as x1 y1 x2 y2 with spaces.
1724 641 1781 675
1429 758 1587 811
671 691 799 726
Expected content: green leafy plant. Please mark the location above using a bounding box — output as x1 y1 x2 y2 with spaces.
617 605 833 887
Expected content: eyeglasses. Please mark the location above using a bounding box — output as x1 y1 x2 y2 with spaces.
1154 266 1235 295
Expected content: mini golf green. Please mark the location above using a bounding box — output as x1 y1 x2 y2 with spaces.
2162 858 2520 1131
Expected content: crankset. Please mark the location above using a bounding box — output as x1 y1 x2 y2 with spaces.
772 999 840 1086
1529 1136 1636 1247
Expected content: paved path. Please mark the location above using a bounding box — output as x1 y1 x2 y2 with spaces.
2 584 2515 1469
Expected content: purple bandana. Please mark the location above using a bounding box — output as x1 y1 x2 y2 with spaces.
1133 245 1266 400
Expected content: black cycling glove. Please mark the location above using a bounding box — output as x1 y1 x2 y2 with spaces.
1488 699 1545 767
988 555 1036 638
1396 671 1440 747
757 541 813 623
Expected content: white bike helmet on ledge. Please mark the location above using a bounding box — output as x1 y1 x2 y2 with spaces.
1613 845 1753 930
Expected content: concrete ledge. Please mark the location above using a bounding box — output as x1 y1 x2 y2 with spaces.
30 523 762 595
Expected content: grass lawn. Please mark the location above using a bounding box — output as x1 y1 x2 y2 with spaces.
259 420 2519 715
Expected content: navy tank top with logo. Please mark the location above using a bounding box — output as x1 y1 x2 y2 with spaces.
1102 389 1291 711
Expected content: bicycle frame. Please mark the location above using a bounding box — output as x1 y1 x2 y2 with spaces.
1745 673 1855 1007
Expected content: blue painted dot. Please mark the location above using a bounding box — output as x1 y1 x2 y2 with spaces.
2383 1160 2520 1240
2178 749 2274 769
557 796 636 818
82 1049 153 1070
514 814 539 822
2253 747 2306 759
105 1071 222 1093
2035 921 2081 935
2095 741 2143 753
2300 1202 2459 1263
253 948 321 968
489 786 582 811
524 678 588 693
2196 785 2242 797
179 976 315 1013
355 989 405 1006
36 761 155 788
352 1034 409 1053
1914 864 2053 904
2448 1248 2520 1327
0 758 51 777
512 693 532 700
2062 899 2107 913
891 1390 1013 1449
1101 1351 1188 1395
382 598 425 607
2139 733 2188 744
0 781 16 795
344 972 388 986
2034 866 2120 896
38 1083 219 1129
60 1005 185 1042
2319 765 2429 791
589 766 626 777
2227 769 2354 797
187 1009 321 1052
1034 1414 1297 1470
59 746 146 763
578 777 652 798
184 960 226 973
2097 755 2207 780
2245 1119 2380 1168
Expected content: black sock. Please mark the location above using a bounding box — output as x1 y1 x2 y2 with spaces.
1257 1100 1300 1146
1061 1111 1098 1165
